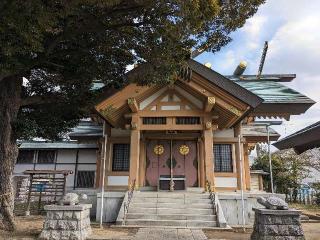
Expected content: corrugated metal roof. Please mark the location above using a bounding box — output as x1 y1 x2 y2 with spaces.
69 121 103 138
19 142 98 149
273 121 320 153
233 81 315 104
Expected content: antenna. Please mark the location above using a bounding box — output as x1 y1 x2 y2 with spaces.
257 41 268 79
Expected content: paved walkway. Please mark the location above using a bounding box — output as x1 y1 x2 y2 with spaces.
132 228 207 240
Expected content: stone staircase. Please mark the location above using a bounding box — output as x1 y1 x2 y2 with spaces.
118 189 218 228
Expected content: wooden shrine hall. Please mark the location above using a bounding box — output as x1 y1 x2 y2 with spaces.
94 59 315 193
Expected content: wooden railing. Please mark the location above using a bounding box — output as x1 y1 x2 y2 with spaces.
122 179 136 225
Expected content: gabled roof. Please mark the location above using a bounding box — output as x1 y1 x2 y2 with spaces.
187 59 263 108
94 59 315 127
273 121 320 154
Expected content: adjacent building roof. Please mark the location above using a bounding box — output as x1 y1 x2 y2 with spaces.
19 141 98 149
273 121 320 154
69 120 103 139
250 170 269 175
242 125 280 143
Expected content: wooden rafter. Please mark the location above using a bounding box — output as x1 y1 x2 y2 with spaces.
128 97 138 113
204 96 215 112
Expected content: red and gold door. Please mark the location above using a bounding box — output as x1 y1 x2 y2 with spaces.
145 139 198 189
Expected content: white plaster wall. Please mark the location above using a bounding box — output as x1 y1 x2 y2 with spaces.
139 87 167 110
107 176 129 186
215 177 237 188
14 164 34 174
78 149 97 163
161 105 180 110
55 164 76 187
56 149 77 163
34 164 55 170
213 129 234 138
175 86 203 109
77 164 96 171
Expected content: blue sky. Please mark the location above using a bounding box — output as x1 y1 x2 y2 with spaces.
195 0 320 142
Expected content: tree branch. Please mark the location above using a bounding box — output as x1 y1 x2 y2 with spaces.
20 95 62 107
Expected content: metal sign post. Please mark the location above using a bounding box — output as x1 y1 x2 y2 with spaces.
238 135 246 231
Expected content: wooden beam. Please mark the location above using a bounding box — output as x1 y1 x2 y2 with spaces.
128 98 139 113
204 97 215 112
140 124 204 131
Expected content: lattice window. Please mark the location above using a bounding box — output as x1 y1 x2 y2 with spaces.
214 144 233 172
112 144 130 171
17 150 35 164
76 171 95 188
37 150 56 164
176 117 200 125
143 117 166 125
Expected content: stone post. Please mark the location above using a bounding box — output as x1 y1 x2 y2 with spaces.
251 208 305 240
39 204 92 240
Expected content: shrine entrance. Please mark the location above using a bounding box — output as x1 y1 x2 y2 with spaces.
145 139 198 190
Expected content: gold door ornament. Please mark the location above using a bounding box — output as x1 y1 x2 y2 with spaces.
179 144 190 155
154 144 164 155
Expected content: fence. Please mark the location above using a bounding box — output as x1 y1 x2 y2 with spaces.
286 188 318 205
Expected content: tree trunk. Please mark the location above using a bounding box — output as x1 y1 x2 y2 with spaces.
0 75 22 231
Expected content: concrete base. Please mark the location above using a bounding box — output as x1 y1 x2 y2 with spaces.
251 208 305 240
39 204 92 240
96 191 125 222
218 192 285 226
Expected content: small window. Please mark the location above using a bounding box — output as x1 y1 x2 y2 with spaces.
112 144 130 171
143 117 166 125
176 117 200 125
214 144 233 172
76 171 95 188
17 150 34 164
37 150 56 164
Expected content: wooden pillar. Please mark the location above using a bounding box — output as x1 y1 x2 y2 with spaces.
129 115 140 188
198 138 205 188
203 117 214 190
258 175 264 191
138 138 146 187
234 123 245 190
243 143 251 191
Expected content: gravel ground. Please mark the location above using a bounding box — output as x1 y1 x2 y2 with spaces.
0 216 319 240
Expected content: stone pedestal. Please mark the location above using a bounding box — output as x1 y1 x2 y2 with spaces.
39 204 92 240
251 208 305 240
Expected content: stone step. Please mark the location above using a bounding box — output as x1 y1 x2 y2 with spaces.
126 213 217 221
122 219 217 227
132 197 212 204
130 202 213 209
134 192 209 199
128 207 214 215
